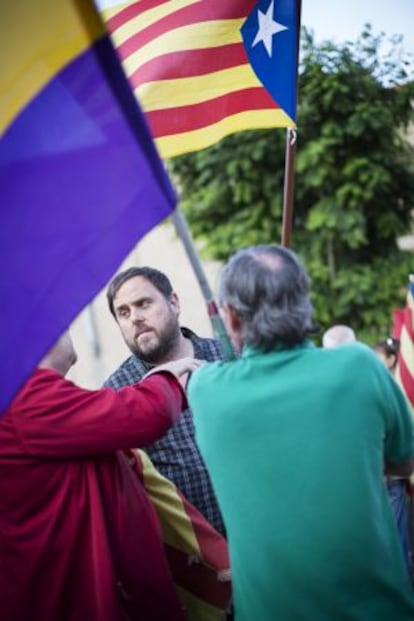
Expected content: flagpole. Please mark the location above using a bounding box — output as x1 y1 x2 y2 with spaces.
280 0 302 248
281 127 297 247
170 208 236 361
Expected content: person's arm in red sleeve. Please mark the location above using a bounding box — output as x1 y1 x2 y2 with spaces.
8 368 188 457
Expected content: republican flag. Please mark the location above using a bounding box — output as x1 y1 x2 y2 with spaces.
97 0 300 158
393 277 414 415
130 450 232 620
0 0 177 415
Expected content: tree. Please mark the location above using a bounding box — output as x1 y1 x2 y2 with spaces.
169 26 414 343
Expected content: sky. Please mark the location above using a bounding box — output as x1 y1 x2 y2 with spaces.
302 0 414 53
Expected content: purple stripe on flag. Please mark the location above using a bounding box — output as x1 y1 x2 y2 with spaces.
0 35 176 414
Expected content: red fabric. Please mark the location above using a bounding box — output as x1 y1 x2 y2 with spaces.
0 369 187 621
393 308 404 340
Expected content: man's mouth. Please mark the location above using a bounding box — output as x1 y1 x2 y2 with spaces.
135 328 152 339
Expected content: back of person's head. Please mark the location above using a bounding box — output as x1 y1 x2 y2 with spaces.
219 244 313 350
373 337 400 372
322 325 356 349
107 266 173 317
38 332 77 376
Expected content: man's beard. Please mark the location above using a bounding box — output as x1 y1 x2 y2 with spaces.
128 316 181 365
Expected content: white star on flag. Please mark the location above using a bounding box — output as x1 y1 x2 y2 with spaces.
252 0 288 57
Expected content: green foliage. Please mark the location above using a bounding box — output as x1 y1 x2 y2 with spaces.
168 25 414 343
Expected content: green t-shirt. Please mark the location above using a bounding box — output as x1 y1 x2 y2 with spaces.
189 341 414 621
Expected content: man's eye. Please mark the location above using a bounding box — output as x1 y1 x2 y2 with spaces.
118 309 129 318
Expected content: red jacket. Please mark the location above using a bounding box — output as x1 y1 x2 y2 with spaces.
0 368 187 621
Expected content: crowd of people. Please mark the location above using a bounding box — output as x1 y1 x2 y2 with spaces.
1 245 413 620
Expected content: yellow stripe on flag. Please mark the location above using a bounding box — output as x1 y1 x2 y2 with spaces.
137 65 264 111
0 0 105 134
176 586 226 621
156 109 293 158
116 19 245 77
139 450 201 554
106 0 199 39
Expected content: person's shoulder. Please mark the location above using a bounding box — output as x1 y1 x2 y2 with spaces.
7 368 73 417
181 327 224 361
104 355 146 388
188 358 241 416
18 368 61 392
322 341 388 376
189 357 235 391
343 341 379 361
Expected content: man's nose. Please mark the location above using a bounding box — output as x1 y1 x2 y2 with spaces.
130 307 145 323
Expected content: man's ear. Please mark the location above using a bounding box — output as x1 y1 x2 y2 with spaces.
222 303 243 352
225 304 241 334
169 292 180 316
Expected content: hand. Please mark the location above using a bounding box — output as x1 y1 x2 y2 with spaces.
144 357 204 380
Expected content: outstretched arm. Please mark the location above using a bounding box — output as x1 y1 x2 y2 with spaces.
10 368 188 457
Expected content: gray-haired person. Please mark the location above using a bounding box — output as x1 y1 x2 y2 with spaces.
188 244 414 621
104 266 225 535
322 324 356 348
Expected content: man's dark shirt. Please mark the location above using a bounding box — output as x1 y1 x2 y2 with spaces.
104 327 225 535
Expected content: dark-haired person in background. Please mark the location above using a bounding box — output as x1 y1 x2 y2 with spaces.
374 336 400 373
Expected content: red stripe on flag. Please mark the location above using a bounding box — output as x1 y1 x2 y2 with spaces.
177 495 230 570
130 42 249 87
164 544 231 609
393 308 404 340
394 284 414 408
108 0 258 34
146 88 281 137
107 0 167 32
115 1 257 60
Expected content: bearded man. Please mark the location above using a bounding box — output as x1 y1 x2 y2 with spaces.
104 267 225 535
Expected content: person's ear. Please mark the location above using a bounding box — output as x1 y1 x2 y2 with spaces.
222 303 243 352
226 304 241 333
169 292 180 316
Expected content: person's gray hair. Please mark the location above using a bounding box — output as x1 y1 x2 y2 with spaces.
219 245 313 350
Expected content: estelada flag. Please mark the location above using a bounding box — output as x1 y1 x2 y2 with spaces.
97 0 300 158
128 449 232 621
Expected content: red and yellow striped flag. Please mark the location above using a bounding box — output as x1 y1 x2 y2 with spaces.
393 277 414 417
96 0 299 158
126 449 232 621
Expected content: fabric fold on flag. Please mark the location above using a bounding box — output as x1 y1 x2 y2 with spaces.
129 449 232 621
0 0 177 414
97 0 299 158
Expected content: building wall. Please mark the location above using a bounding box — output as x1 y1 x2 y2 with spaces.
67 219 221 388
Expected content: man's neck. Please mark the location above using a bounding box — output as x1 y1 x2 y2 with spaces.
162 332 194 362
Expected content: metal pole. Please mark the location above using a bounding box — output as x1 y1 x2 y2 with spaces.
280 0 302 247
281 127 297 247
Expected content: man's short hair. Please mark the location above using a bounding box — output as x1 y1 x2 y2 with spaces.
219 245 313 350
107 267 173 318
